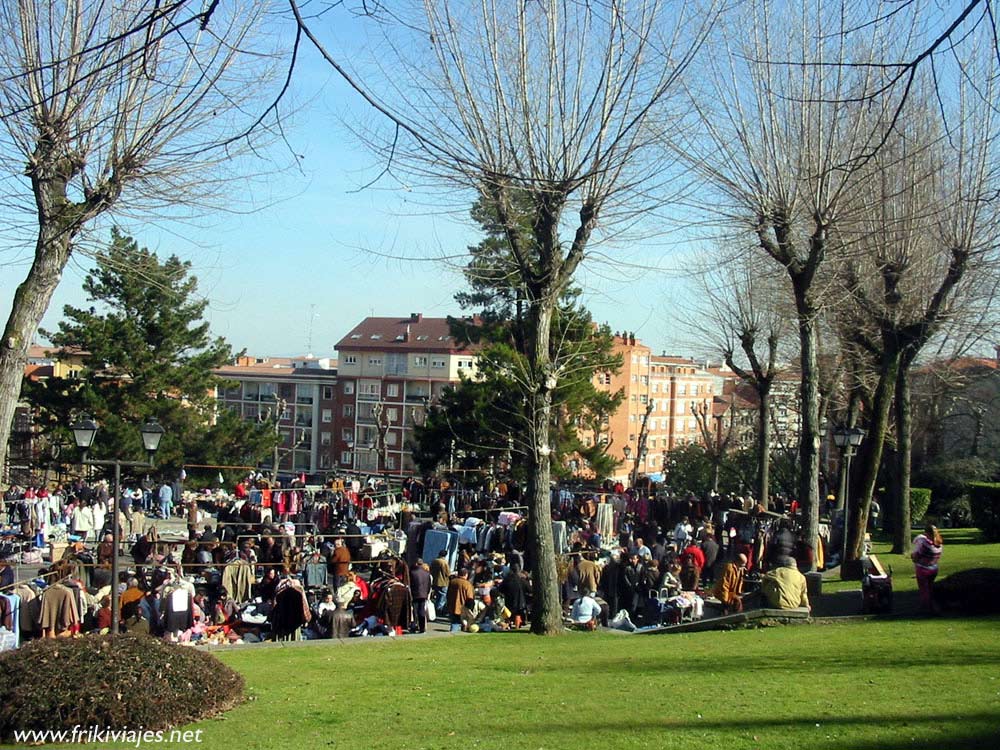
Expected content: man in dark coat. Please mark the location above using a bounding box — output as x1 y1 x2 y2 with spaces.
410 559 433 633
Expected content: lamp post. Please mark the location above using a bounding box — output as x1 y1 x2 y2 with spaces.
70 416 164 634
622 444 631 486
833 425 866 577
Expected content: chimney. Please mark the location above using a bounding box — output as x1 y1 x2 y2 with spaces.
629 333 636 346
405 324 411 342
410 312 422 322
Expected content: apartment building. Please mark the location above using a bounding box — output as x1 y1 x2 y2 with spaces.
592 334 716 481
334 313 479 475
214 355 339 475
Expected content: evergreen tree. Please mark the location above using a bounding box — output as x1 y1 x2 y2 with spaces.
25 230 277 474
414 196 623 480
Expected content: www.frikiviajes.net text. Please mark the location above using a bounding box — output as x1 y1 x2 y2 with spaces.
13 726 203 746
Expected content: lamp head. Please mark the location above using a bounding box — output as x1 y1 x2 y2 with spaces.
70 416 98 450
140 418 165 454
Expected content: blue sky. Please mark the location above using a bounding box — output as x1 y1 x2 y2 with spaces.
0 26 701 362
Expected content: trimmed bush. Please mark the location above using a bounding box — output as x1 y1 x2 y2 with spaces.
910 487 932 522
968 482 1000 541
0 633 243 741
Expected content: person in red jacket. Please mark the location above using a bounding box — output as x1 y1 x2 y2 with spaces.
680 543 706 591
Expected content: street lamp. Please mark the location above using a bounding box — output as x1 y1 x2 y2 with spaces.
833 425 866 577
70 416 165 635
622 444 631 486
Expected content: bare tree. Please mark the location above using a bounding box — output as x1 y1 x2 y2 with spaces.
0 0 286 477
693 252 791 508
292 0 719 634
835 66 1000 557
678 0 910 566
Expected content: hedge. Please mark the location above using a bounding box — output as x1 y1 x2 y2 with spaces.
968 482 1000 541
910 487 932 522
0 633 243 741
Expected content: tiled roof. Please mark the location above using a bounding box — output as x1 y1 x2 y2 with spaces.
335 315 479 353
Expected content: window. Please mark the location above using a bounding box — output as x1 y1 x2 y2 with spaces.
431 358 446 368
368 356 382 367
386 456 396 470
343 404 354 417
343 381 355 395
600 373 612 385
640 356 648 365
692 384 699 395
344 355 357 365
387 384 399 397
387 408 398 422
341 451 353 464
321 432 331 446
370 334 382 340
677 384 687 395
457 358 473 369
631 355 638 364
323 386 334 400
386 431 397 446
385 352 407 375
629 414 636 423
359 380 380 397
342 429 353 441
413 355 428 367
640 394 648 404
350 333 362 339
640 376 648 385
631 374 637 383
321 409 332 423
652 383 659 393
320 453 332 469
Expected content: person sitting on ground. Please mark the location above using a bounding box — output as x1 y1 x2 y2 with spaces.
461 592 487 631
713 553 747 614
760 559 810 611
95 595 112 632
570 591 603 631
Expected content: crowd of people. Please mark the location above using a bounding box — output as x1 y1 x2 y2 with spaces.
0 471 944 650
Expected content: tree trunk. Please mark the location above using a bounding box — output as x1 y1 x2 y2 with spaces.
892 361 912 553
757 386 771 509
524 299 563 635
793 285 821 570
847 348 901 560
0 226 75 480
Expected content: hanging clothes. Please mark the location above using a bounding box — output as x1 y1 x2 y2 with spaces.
40 583 80 637
162 586 194 634
271 579 310 640
221 560 254 604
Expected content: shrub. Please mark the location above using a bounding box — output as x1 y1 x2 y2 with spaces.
968 482 1000 541
910 488 932 522
917 457 995 514
0 633 243 741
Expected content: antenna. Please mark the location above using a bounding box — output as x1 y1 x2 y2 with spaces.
305 304 317 354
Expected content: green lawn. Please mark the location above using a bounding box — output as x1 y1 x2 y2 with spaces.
184 618 999 750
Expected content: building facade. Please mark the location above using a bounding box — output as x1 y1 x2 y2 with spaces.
334 314 479 475
213 355 338 476
592 334 716 481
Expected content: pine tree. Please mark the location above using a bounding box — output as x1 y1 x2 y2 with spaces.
26 229 277 475
414 196 623 480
